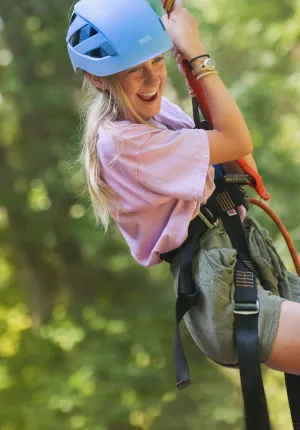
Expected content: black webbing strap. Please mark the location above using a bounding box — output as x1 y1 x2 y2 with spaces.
210 179 271 430
161 216 208 389
211 181 300 429
192 97 202 129
175 276 199 389
192 97 213 131
162 171 300 428
190 97 299 429
285 373 300 429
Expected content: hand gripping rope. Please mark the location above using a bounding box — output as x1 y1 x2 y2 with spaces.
162 0 300 276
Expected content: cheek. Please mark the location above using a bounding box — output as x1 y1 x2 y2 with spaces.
160 67 168 87
120 80 133 95
124 80 140 102
115 73 137 98
160 75 167 91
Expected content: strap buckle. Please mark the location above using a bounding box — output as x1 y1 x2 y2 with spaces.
224 174 254 185
233 300 260 315
198 206 219 230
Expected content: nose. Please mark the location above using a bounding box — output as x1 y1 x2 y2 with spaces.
143 66 160 87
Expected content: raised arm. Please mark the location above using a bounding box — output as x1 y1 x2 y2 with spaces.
162 6 254 166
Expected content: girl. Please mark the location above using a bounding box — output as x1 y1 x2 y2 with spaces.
66 0 300 377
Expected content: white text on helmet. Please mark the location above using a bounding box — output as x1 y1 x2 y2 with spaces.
139 36 153 46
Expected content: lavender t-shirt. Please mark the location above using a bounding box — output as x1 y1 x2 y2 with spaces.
97 97 215 266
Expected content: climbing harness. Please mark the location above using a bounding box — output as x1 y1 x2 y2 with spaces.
162 1 300 429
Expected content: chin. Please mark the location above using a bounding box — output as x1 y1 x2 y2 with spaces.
143 100 162 120
131 91 163 121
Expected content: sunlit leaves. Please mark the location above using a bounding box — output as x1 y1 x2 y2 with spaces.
0 206 8 230
0 304 31 357
0 365 12 390
28 179 51 212
68 366 96 397
0 257 12 289
0 0 299 429
25 16 41 33
69 203 85 219
0 49 12 66
40 320 85 351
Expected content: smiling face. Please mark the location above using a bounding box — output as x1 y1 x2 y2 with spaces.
115 53 168 120
85 53 168 122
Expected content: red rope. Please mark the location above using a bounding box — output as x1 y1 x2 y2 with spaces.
162 1 270 201
250 198 300 276
162 1 299 274
180 60 271 201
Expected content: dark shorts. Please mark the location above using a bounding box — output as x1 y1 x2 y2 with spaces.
169 216 300 364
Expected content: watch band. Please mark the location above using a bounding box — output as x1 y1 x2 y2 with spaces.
192 59 215 76
189 54 210 64
192 65 214 76
196 71 219 80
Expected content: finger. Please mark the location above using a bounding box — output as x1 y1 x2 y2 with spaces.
173 47 182 56
173 0 184 9
174 50 181 60
176 54 184 64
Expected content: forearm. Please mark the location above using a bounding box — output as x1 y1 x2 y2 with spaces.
163 7 254 165
187 43 252 147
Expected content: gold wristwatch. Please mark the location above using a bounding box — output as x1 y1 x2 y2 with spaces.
192 58 216 76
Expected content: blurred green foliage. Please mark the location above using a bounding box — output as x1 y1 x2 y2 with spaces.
0 0 299 429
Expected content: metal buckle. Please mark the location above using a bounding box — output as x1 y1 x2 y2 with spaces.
224 174 254 185
233 300 260 315
198 207 219 230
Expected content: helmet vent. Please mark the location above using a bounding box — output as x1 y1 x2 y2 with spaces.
89 48 104 58
70 24 98 48
70 13 76 25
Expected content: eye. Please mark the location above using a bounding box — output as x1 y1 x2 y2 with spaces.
129 66 140 74
153 56 165 63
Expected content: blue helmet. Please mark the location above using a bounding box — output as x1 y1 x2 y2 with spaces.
66 0 173 77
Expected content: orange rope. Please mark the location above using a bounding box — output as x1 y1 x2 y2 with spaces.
250 198 300 276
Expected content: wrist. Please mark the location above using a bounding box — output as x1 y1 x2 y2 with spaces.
191 56 210 69
185 42 207 62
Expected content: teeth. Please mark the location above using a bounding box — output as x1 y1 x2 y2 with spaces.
139 90 157 97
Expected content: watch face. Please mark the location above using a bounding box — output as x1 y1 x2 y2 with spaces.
205 58 215 68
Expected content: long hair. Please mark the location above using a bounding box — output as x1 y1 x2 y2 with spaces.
79 74 154 232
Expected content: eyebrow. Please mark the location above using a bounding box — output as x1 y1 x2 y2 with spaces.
129 55 165 70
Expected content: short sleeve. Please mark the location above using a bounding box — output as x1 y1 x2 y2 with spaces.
137 127 211 201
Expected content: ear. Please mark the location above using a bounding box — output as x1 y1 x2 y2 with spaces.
85 72 110 90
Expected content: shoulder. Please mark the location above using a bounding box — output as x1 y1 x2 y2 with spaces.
97 121 161 155
155 97 195 130
97 96 196 150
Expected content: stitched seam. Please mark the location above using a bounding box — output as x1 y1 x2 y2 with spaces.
193 130 210 201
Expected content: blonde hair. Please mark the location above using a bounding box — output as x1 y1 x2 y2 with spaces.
79 74 154 232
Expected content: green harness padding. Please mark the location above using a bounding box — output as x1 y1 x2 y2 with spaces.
169 216 300 365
